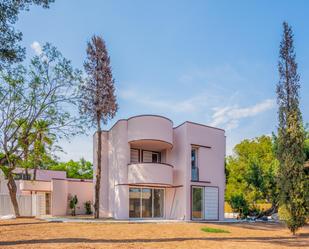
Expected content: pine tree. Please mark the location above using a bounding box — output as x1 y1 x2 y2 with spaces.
276 22 307 235
79 35 118 219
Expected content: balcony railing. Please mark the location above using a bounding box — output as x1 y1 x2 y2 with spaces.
191 167 199 181
128 162 173 185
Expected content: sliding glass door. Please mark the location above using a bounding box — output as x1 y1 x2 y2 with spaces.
129 188 141 218
142 188 152 218
192 186 204 219
153 189 164 218
129 187 164 218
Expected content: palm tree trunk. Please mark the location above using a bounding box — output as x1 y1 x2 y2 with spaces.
7 172 20 217
94 119 102 219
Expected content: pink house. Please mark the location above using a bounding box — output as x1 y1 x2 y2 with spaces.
94 115 226 220
0 168 93 217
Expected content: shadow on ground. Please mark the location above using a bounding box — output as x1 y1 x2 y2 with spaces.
1 235 308 248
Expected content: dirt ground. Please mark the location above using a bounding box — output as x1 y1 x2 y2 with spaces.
0 218 308 249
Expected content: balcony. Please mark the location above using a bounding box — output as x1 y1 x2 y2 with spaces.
127 115 173 150
128 162 173 186
19 180 52 192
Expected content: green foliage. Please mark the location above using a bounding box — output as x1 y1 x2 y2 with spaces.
201 227 230 233
226 136 279 210
48 158 93 179
278 205 291 221
0 43 83 216
0 0 54 69
228 193 249 218
69 195 78 216
276 22 307 235
84 201 93 215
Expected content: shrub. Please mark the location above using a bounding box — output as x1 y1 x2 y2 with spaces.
228 193 249 219
69 195 78 216
84 201 92 215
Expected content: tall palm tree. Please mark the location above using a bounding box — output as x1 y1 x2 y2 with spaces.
30 120 55 180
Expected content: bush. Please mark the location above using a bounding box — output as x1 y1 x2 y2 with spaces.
69 195 78 216
84 201 92 215
228 193 249 219
278 205 290 221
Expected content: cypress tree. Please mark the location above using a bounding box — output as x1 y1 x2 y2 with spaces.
276 22 307 235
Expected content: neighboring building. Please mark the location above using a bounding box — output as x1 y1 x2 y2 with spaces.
94 115 226 220
0 168 93 217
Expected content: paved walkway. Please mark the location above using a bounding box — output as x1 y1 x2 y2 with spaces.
40 216 245 224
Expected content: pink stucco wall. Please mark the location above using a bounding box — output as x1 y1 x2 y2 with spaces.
96 115 226 220
0 169 93 217
51 179 93 216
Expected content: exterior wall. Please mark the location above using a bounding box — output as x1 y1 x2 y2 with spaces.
127 115 173 145
169 124 188 219
185 122 226 220
1 169 93 217
67 180 93 215
107 120 130 219
51 179 68 216
95 115 226 221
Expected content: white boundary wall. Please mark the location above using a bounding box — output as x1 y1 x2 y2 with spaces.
0 194 32 216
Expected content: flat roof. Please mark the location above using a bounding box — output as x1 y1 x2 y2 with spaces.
95 114 225 134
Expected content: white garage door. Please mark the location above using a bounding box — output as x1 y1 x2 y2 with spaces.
204 187 219 220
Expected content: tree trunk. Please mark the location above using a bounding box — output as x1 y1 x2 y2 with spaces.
7 172 20 217
94 124 102 219
33 167 37 180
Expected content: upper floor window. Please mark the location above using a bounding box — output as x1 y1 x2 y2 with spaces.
143 150 161 163
191 148 199 181
130 149 139 163
130 149 161 163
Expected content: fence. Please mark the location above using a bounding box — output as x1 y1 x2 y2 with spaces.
0 194 32 216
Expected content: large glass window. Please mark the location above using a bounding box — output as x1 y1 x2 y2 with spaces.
129 188 141 218
142 188 152 218
129 188 164 218
192 187 203 219
153 189 164 217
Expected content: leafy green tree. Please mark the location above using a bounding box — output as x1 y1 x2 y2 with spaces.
0 0 54 69
0 44 82 216
276 22 307 235
48 158 93 179
29 120 56 179
228 193 249 219
226 136 279 214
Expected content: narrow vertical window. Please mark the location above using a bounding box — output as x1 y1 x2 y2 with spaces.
191 148 199 181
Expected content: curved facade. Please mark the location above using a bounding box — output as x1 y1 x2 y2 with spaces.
95 115 226 221
128 163 173 186
128 115 173 149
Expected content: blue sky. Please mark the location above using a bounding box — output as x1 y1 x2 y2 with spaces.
16 0 309 162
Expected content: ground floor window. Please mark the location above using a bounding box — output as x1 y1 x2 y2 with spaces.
129 187 164 218
191 186 219 220
192 187 204 219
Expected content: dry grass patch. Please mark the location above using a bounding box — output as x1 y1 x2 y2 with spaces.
0 218 308 249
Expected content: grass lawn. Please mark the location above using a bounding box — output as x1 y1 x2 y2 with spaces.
0 218 308 249
201 226 230 233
